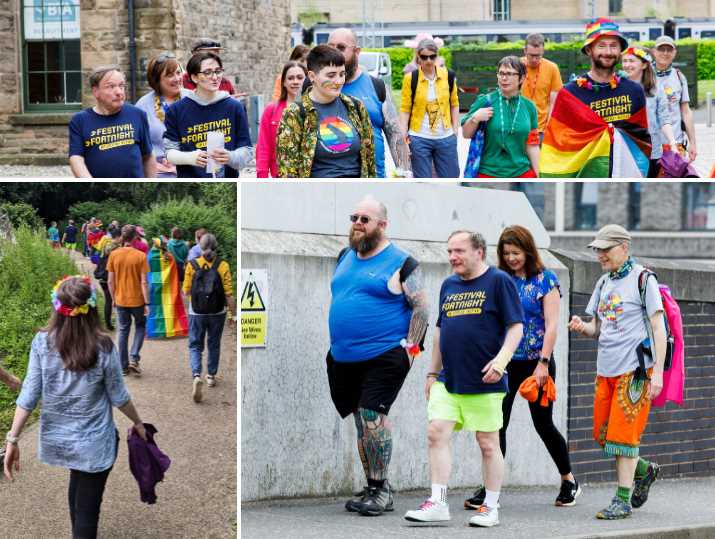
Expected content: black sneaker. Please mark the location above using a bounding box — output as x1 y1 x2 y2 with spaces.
555 479 582 506
358 485 394 516
464 485 486 510
345 486 369 512
631 462 660 508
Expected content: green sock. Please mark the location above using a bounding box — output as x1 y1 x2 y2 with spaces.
634 457 649 479
616 486 631 503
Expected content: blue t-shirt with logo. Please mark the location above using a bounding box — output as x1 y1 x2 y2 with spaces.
68 104 152 178
511 269 561 361
329 244 412 362
564 75 646 126
343 73 386 177
436 267 523 394
310 97 361 178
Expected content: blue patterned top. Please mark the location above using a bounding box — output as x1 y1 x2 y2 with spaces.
511 269 561 360
16 332 131 473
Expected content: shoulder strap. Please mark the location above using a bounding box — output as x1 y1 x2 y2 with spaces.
399 256 419 283
190 259 199 272
408 71 419 128
448 69 456 95
370 75 386 103
336 247 350 268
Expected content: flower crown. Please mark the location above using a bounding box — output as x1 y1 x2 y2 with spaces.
51 275 97 317
623 46 653 64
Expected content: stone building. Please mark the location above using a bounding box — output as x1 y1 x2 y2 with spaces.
471 182 715 259
293 0 712 25
0 0 291 165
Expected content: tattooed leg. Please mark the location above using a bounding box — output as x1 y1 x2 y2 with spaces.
358 407 393 487
353 412 370 482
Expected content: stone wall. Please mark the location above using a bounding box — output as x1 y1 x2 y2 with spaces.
554 249 715 483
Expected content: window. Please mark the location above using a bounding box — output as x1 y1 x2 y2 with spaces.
22 0 81 110
575 183 598 230
493 0 510 21
628 182 641 231
514 183 545 222
678 27 692 39
609 0 623 14
683 183 715 230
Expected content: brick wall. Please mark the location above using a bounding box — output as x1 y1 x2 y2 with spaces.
567 291 715 483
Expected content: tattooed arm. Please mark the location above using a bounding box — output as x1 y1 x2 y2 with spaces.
382 90 411 172
401 265 430 353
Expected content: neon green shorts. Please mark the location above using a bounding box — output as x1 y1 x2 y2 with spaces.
427 381 505 433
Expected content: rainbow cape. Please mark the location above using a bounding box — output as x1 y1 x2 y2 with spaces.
147 246 188 338
540 88 651 178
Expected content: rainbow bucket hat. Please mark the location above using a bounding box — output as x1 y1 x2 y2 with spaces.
581 18 628 54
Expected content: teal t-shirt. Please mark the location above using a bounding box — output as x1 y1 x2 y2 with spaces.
461 91 538 177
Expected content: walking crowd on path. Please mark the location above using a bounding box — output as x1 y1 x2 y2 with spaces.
0 215 237 538
64 17 702 179
322 195 681 528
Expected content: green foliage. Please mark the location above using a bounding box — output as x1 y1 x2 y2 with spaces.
199 183 238 211
67 199 141 227
697 40 715 80
137 198 237 275
0 202 43 230
0 228 78 433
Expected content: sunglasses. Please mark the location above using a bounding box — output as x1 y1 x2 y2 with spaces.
349 214 373 224
156 52 177 63
419 54 437 61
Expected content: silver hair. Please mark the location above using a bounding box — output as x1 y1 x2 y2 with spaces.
199 233 218 261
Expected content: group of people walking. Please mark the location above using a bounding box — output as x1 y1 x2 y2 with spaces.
262 18 697 178
2 218 236 537
327 196 666 526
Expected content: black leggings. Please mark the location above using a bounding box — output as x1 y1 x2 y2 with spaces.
100 281 113 328
500 359 572 476
68 465 113 539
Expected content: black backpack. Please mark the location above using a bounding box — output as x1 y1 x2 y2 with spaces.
190 257 226 314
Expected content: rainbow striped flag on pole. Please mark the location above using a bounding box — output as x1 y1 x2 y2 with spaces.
540 87 651 178
147 245 188 338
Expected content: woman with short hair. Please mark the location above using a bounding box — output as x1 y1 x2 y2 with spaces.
461 56 540 178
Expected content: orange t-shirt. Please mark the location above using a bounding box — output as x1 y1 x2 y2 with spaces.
107 246 150 308
520 57 563 132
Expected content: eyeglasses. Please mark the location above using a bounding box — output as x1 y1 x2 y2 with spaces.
593 244 621 254
331 43 355 52
419 54 437 61
156 52 177 63
349 214 373 224
497 71 520 78
199 69 224 78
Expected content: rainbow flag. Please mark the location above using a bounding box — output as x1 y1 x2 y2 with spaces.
147 246 188 338
540 88 650 178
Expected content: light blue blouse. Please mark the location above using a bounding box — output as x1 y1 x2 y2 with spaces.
16 332 131 473
646 89 672 160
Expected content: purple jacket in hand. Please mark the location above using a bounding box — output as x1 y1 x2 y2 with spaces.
127 423 171 504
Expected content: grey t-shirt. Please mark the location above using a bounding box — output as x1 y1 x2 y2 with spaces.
656 69 689 145
586 264 664 377
310 97 361 178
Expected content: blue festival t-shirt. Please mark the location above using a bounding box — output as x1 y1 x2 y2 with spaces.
164 95 251 178
564 75 646 125
511 269 561 361
68 104 152 178
309 97 361 178
329 244 412 362
436 267 523 394
342 73 386 177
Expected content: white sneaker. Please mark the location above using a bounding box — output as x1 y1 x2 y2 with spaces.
404 499 450 522
468 505 499 527
192 376 203 403
207 375 216 387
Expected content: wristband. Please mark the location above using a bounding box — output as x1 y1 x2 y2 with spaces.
400 338 420 358
426 372 439 378
6 432 19 445
490 348 513 375
539 356 551 365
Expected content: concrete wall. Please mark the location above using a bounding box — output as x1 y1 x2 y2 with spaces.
241 183 571 501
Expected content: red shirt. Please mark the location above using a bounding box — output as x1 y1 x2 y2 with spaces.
182 72 235 94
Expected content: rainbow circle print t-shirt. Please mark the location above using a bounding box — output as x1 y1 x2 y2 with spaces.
310 97 361 178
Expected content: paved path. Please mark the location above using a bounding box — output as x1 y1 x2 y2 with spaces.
241 477 715 539
0 252 237 538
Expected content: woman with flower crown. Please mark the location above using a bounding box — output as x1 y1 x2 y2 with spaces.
621 45 677 177
3 275 148 539
461 55 540 178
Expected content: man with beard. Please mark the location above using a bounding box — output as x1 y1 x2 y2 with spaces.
327 196 429 516
326 28 411 178
540 19 650 178
520 33 563 144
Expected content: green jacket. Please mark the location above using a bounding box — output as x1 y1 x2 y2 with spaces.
277 93 376 178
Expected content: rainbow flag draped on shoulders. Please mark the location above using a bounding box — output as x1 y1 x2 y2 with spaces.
147 241 188 338
540 82 651 178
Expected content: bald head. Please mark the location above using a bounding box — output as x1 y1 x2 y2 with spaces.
329 28 358 47
355 196 387 221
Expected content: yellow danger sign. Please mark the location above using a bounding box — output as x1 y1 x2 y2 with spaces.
241 270 268 347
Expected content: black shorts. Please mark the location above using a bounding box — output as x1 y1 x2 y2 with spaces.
326 346 411 418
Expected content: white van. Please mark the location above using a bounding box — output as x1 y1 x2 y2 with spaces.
358 52 392 89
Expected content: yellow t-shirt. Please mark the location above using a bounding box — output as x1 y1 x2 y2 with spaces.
183 257 234 312
520 57 563 132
